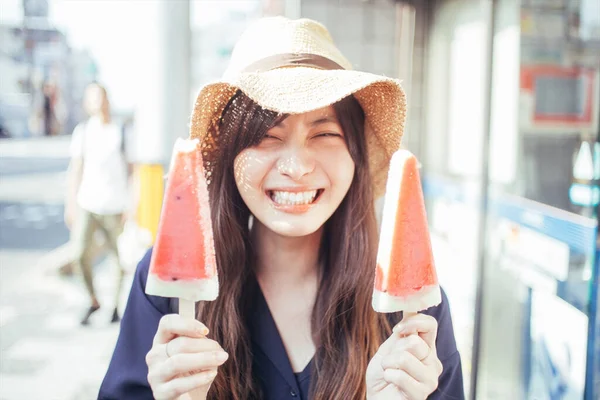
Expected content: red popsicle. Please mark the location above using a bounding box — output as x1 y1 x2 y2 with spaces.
372 150 441 313
146 138 218 302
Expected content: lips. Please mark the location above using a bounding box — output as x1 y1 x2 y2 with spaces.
266 188 324 213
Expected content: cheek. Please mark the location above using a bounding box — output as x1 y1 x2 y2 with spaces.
317 145 355 190
233 149 271 196
337 158 355 192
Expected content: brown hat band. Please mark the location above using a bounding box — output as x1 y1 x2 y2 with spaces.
242 53 345 73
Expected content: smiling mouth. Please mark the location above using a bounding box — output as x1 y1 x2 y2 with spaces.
266 189 324 207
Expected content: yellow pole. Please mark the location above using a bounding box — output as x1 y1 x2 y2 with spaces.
136 164 164 243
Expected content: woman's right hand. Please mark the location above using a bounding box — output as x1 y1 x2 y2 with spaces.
146 314 229 400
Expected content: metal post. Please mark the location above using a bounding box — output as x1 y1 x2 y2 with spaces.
133 0 190 240
470 0 497 398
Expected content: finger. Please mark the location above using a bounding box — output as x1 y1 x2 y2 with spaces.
153 351 229 382
381 350 432 385
146 343 166 366
154 369 217 400
391 334 430 361
146 337 223 367
383 368 427 400
377 328 400 356
154 314 209 345
393 314 438 348
167 336 224 357
423 346 444 376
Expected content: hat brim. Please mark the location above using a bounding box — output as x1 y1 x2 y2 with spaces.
190 67 406 198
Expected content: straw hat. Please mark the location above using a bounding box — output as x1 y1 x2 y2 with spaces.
189 16 406 198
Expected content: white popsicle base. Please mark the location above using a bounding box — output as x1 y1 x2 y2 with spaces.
146 274 219 301
372 285 441 313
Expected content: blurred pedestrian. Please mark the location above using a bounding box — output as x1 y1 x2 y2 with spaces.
64 82 134 325
42 81 57 136
30 79 66 137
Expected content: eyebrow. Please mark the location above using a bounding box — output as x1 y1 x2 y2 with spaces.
273 115 338 128
309 116 338 127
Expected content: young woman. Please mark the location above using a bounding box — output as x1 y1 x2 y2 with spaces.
99 17 465 399
65 83 133 325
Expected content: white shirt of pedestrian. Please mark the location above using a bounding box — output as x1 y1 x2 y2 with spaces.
70 116 129 215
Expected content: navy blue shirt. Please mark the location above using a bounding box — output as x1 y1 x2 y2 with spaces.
99 250 465 399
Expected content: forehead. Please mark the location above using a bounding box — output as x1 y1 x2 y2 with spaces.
301 105 336 119
276 105 338 127
86 85 103 96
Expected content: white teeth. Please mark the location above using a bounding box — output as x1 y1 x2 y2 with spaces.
302 192 312 204
271 190 318 205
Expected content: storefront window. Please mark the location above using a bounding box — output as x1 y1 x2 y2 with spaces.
423 2 488 398
483 0 599 398
424 0 599 398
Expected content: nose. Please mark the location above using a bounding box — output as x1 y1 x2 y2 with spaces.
276 148 315 181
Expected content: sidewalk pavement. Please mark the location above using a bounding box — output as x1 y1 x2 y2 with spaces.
0 136 73 159
0 251 134 400
0 136 136 400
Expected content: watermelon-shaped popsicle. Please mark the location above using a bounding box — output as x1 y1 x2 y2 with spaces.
372 150 441 313
146 138 218 302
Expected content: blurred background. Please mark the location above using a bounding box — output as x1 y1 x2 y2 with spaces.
0 0 599 399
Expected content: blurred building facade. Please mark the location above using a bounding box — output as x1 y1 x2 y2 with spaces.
0 0 98 138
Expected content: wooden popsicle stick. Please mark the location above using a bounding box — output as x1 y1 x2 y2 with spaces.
402 311 417 321
398 311 418 339
178 298 204 400
179 298 196 319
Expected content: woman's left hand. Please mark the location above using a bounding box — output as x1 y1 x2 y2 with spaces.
366 313 443 400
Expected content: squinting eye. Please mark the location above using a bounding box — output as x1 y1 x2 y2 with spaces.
262 134 282 141
315 132 343 138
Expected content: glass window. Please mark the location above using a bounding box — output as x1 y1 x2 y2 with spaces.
482 0 599 398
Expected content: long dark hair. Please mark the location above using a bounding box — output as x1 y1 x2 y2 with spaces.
198 90 392 399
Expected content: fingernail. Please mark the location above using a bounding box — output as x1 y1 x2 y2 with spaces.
197 327 209 336
216 352 229 362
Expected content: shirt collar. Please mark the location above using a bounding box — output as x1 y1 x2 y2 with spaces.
247 279 302 392
88 115 103 126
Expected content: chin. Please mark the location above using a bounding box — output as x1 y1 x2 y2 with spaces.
265 219 324 238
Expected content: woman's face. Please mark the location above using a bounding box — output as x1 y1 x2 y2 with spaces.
234 106 355 237
84 85 105 115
